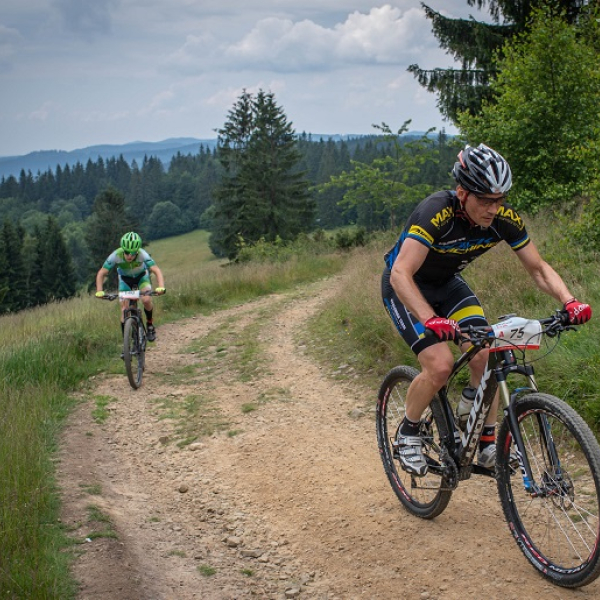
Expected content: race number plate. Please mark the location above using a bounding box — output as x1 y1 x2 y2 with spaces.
490 316 542 351
119 290 141 301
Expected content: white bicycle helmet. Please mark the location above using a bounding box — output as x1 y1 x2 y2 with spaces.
452 143 512 195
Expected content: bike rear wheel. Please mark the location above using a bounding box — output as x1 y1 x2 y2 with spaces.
123 317 145 389
497 393 600 587
376 365 453 519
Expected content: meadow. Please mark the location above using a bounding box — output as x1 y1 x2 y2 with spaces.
1 222 598 597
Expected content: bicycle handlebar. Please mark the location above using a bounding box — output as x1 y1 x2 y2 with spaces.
457 310 574 346
97 290 163 302
423 309 574 346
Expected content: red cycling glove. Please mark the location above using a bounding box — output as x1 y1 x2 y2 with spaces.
564 298 592 325
424 317 461 342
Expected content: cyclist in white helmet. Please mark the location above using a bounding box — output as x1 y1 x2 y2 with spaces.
381 143 591 476
95 232 166 342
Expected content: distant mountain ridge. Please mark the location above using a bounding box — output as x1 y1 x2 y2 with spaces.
0 134 366 180
0 138 219 180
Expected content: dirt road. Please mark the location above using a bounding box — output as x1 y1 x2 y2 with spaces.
58 275 600 599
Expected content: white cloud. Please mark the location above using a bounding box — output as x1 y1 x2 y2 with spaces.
28 103 54 122
167 5 441 74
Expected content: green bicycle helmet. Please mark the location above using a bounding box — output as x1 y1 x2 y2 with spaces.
120 231 142 254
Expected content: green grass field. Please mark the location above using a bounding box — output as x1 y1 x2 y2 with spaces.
0 230 346 598
1 221 599 597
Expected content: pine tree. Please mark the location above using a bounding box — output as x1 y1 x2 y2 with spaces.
0 223 10 311
315 140 349 228
85 187 138 287
28 225 47 307
411 1 595 122
210 90 313 260
209 91 253 258
245 90 314 242
40 217 77 301
0 219 28 312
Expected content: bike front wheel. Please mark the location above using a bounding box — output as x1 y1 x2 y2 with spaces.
376 365 453 519
497 393 600 587
123 317 145 389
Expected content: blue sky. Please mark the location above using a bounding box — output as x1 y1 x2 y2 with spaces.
0 1 489 156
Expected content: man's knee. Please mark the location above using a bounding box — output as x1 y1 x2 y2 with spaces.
419 350 454 389
468 347 489 372
429 364 453 389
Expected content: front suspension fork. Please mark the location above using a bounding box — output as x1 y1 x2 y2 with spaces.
499 376 545 495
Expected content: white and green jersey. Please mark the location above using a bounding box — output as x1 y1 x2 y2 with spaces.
102 248 156 278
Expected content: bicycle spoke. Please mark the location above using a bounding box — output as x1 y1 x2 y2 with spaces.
519 416 598 559
376 366 452 519
497 394 600 587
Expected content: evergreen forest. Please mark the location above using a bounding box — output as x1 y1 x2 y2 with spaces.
0 126 458 313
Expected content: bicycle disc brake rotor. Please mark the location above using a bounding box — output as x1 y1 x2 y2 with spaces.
542 469 575 509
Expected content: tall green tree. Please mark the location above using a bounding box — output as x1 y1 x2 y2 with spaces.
458 7 600 209
321 121 446 230
147 201 187 239
209 90 254 258
0 219 27 312
314 139 352 228
38 217 76 302
411 1 596 122
210 90 313 260
62 221 91 286
29 224 48 306
85 187 138 287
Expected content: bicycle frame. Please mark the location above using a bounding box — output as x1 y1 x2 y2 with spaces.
438 327 544 484
377 311 600 586
120 289 144 326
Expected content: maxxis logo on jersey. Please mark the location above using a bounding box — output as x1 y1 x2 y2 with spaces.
497 205 525 230
430 206 454 228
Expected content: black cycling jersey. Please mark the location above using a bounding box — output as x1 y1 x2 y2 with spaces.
384 190 530 285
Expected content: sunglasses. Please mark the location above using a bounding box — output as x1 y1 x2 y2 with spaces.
469 192 506 207
124 251 138 257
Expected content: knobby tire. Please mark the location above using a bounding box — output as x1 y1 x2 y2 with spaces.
376 365 453 519
123 317 145 389
496 393 600 587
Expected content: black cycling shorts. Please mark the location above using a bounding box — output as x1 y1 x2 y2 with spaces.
381 267 488 356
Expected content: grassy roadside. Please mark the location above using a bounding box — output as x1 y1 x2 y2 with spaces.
306 218 600 429
0 230 347 598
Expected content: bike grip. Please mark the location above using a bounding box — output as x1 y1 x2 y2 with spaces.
556 309 568 323
424 325 464 345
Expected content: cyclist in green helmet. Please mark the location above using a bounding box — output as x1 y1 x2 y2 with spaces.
95 232 166 342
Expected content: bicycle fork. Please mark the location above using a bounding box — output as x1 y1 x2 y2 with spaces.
497 360 560 497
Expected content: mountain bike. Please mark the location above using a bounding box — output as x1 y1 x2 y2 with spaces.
376 310 600 588
99 290 159 389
